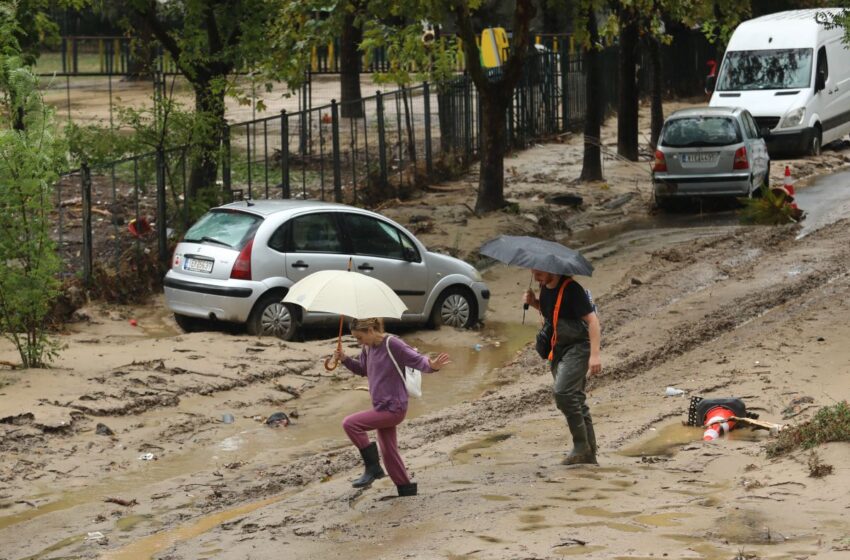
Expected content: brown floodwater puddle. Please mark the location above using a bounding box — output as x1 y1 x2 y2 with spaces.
2 321 536 556
101 493 290 560
451 432 513 464
619 422 704 457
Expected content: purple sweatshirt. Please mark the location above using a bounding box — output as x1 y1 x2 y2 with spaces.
341 335 433 412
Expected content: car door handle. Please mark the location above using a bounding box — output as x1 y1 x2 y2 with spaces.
291 260 309 269
357 263 374 271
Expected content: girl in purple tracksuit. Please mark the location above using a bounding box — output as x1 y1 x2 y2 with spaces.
334 317 450 497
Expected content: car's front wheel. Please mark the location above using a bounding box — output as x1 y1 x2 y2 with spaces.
430 287 477 329
247 293 298 340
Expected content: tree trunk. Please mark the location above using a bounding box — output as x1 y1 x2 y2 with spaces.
580 8 603 182
617 16 640 161
339 11 364 118
188 79 226 203
474 91 508 213
649 37 664 150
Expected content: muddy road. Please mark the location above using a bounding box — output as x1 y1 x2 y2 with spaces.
4 99 850 559
4 184 850 558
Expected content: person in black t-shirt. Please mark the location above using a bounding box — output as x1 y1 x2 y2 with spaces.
524 269 602 465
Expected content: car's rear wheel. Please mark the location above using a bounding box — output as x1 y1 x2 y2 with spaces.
430 287 477 329
247 293 298 340
174 313 208 333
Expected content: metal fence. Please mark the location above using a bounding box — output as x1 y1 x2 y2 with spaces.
55 36 713 285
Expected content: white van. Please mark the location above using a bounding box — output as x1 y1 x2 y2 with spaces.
709 9 850 156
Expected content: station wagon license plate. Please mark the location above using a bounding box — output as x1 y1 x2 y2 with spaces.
183 257 214 273
681 152 718 163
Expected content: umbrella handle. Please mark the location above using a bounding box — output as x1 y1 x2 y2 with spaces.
324 314 345 371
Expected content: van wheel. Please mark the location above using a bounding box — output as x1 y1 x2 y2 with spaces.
247 293 298 340
809 128 822 156
430 287 477 329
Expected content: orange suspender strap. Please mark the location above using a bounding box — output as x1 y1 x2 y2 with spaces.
548 278 572 361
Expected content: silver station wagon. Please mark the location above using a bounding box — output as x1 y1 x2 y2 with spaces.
164 200 490 340
653 106 770 207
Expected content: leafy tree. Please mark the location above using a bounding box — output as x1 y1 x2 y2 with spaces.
122 0 271 205
0 11 66 368
268 0 369 118
360 0 536 213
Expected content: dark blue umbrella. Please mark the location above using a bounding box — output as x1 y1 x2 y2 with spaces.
480 235 593 276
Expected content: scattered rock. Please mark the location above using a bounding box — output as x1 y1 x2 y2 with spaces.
630 277 643 286
95 423 114 436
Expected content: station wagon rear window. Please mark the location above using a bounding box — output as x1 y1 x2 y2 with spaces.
661 117 742 148
717 48 813 91
183 210 261 249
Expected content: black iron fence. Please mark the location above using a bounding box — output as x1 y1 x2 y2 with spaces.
56 36 714 285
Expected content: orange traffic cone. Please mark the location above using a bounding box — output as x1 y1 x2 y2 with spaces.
784 166 795 197
703 406 736 441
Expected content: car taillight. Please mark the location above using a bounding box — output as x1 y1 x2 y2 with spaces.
230 239 254 280
733 146 749 170
652 150 667 172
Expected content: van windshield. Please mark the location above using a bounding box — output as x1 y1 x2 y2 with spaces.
660 117 742 148
717 48 813 91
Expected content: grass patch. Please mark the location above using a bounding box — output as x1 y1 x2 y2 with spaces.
766 401 850 457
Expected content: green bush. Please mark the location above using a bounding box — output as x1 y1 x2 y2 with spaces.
766 401 850 457
0 52 66 367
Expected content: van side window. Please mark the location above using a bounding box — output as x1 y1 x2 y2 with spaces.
817 46 828 83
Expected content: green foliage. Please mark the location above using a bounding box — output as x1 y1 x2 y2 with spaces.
0 48 66 368
766 401 850 457
738 186 798 225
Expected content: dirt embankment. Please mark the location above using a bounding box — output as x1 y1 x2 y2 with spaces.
3 99 850 560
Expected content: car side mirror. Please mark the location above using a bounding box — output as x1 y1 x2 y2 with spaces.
704 75 716 95
402 246 418 262
815 71 826 92
760 127 772 139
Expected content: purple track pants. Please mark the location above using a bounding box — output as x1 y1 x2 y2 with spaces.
342 408 410 485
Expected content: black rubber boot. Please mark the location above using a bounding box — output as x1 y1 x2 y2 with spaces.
585 417 598 456
397 482 418 497
562 416 597 466
352 442 386 488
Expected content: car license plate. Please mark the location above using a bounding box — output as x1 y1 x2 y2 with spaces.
184 257 213 273
682 152 717 163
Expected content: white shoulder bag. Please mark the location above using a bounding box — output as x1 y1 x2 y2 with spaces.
385 335 423 398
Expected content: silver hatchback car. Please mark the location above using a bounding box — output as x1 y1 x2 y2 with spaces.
164 200 490 339
653 106 770 207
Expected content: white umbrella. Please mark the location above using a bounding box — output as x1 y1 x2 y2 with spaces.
283 269 407 319
283 268 407 370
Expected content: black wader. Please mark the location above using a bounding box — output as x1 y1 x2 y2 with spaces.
550 318 597 465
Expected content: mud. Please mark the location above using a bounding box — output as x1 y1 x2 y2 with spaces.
3 98 850 559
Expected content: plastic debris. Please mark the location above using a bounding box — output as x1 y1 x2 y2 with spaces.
139 453 156 461
221 413 235 424
473 344 483 352
86 531 106 541
129 319 138 327
665 386 686 397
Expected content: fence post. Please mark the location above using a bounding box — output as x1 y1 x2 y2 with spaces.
280 110 290 198
423 82 433 177
331 99 343 202
81 162 93 287
222 126 232 193
156 148 168 264
560 51 569 131
376 91 388 187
